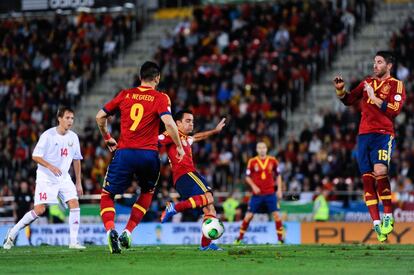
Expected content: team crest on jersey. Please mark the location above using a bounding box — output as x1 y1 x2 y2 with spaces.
254 164 259 171
68 141 74 147
381 84 391 95
268 164 273 171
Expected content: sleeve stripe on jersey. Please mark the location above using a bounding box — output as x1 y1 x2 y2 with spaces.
397 81 402 94
159 111 171 117
102 107 114 116
387 102 399 111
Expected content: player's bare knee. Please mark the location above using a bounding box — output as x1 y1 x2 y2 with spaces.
34 204 46 216
245 212 254 222
272 211 281 221
373 164 388 177
67 199 80 209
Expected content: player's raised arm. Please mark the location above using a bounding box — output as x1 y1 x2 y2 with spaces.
333 75 363 106
96 109 118 152
161 114 185 161
193 118 226 142
333 75 346 97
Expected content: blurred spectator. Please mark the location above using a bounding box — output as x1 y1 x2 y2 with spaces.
397 62 410 82
222 192 239 222
66 75 81 106
313 186 330 222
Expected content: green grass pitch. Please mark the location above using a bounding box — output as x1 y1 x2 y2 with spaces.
1 245 413 274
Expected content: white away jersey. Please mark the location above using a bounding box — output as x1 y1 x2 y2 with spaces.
32 127 83 182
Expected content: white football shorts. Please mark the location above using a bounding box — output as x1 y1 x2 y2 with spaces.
34 178 78 206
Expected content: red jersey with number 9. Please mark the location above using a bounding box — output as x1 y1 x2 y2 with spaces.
103 86 171 150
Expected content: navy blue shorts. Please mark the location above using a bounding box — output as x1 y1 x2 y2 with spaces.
248 193 279 213
357 133 395 175
103 149 160 194
175 172 212 201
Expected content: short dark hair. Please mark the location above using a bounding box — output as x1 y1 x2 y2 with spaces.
57 106 74 119
375 51 395 65
140 61 161 82
174 109 193 122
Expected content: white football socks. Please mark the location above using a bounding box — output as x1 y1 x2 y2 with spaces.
10 210 38 239
69 208 81 245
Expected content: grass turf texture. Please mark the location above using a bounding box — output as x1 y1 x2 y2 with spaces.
1 245 413 274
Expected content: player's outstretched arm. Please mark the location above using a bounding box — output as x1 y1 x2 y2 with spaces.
96 109 118 152
161 114 185 161
193 118 226 142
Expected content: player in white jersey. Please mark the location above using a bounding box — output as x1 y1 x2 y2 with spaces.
3 106 85 250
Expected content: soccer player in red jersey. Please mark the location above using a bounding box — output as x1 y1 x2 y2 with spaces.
333 51 406 242
96 61 185 253
159 110 226 250
235 142 284 244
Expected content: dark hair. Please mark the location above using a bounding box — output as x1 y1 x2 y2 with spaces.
140 61 161 82
57 106 74 119
375 51 395 65
174 109 193 122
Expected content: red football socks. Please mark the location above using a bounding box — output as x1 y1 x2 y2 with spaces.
125 192 154 233
237 219 250 241
275 219 284 241
377 175 393 214
175 194 209 212
362 173 380 221
100 190 115 231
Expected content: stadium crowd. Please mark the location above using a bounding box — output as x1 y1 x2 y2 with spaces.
0 11 138 200
3 1 413 222
153 1 371 194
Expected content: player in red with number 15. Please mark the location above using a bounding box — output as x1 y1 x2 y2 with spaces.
96 61 184 254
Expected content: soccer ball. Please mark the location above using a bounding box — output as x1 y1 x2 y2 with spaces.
202 218 225 240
